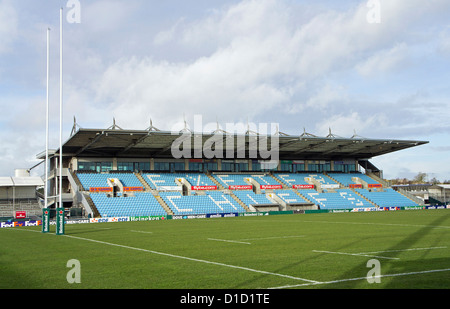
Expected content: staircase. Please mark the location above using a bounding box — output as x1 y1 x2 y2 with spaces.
155 195 174 215
135 172 152 191
269 174 288 189
229 192 250 212
294 190 315 205
69 170 100 217
71 171 85 191
366 172 390 187
395 188 423 205
351 189 378 207
207 173 225 190
326 174 346 189
84 194 101 218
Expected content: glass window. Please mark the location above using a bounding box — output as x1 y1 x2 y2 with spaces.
118 162 133 171
222 162 234 172
189 162 203 172
280 163 292 172
172 162 185 171
154 162 169 171
346 164 356 172
204 162 218 171
334 161 356 173
100 162 112 172
322 162 331 172
78 161 112 172
154 162 185 172
308 163 318 172
293 164 305 172
236 163 248 172
137 162 150 171
252 161 261 172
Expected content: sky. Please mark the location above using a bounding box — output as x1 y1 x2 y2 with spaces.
0 0 449 181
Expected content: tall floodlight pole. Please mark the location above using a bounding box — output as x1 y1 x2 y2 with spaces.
59 7 63 210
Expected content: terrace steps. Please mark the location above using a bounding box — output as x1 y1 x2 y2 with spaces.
155 195 174 215
135 172 152 191
269 173 289 189
207 174 225 190
351 189 379 208
229 192 250 212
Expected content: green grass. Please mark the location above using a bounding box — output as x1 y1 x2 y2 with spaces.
1 209 449 289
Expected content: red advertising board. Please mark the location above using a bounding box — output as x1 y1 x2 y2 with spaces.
90 187 113 193
368 184 382 188
349 184 362 188
293 184 315 189
260 185 283 190
123 187 144 192
229 185 253 190
191 186 217 191
15 211 26 219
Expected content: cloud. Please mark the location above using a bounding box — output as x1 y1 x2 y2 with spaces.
0 0 18 54
315 111 387 137
153 18 185 46
356 43 409 76
437 27 450 56
84 0 450 137
2 0 450 178
82 0 140 33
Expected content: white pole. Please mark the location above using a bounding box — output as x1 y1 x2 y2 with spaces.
45 27 50 209
59 8 63 209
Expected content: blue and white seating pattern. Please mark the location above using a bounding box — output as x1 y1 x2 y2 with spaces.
275 174 311 187
78 171 419 217
183 173 216 187
302 189 371 209
275 190 309 204
159 191 245 215
308 174 338 186
77 173 143 190
144 173 216 189
91 192 167 217
328 173 380 186
233 190 276 206
355 188 418 207
144 173 182 189
213 174 279 188
250 174 280 186
212 174 252 188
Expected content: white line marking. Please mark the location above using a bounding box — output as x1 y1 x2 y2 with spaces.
207 235 305 244
2 227 41 233
313 250 400 260
301 220 450 230
130 230 153 234
7 228 319 284
240 235 305 241
62 234 320 284
208 238 251 245
269 268 450 289
360 246 447 254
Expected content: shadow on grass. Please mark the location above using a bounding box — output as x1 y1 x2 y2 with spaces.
316 211 450 289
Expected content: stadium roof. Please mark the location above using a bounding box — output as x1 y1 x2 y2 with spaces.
0 177 44 187
37 123 428 161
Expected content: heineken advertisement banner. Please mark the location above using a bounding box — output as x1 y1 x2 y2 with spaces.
129 216 167 221
56 208 65 235
42 208 50 233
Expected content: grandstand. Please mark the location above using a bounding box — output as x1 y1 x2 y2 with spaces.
34 120 428 218
0 171 44 219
